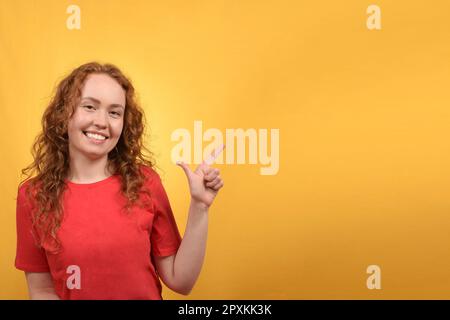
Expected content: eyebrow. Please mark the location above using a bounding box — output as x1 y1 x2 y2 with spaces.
81 96 125 109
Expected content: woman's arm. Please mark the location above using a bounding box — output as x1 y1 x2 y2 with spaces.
25 272 60 300
154 201 209 295
155 149 224 295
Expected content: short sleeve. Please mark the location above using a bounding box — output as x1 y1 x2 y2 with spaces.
15 183 50 272
146 168 182 258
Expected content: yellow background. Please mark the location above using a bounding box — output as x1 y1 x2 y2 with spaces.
1 0 450 299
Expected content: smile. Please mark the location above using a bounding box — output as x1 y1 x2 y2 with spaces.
83 131 109 143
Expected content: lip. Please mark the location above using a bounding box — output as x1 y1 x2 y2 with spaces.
83 131 108 144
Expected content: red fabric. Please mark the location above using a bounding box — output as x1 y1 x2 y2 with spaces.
15 165 182 300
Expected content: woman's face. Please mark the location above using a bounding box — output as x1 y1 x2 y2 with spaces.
67 73 126 160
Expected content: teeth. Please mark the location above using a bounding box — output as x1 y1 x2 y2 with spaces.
85 132 106 140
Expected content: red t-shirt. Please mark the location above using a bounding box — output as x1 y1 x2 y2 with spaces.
15 165 182 300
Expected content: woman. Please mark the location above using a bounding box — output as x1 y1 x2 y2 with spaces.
15 62 224 299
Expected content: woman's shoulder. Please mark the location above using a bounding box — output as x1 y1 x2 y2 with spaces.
16 177 39 207
17 177 37 196
139 164 161 181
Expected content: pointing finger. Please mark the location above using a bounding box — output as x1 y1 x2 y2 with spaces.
204 144 225 165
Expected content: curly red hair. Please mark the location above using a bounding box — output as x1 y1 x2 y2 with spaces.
19 62 156 252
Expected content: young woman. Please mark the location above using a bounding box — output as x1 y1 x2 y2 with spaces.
15 62 224 300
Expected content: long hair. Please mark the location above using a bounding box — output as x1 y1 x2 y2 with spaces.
19 62 155 252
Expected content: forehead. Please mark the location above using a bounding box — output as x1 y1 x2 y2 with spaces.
80 73 126 106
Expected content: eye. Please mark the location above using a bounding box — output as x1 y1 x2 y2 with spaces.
83 105 95 110
110 111 121 117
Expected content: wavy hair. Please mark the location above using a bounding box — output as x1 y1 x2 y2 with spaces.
19 62 155 253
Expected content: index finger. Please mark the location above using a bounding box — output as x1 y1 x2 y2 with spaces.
204 143 225 165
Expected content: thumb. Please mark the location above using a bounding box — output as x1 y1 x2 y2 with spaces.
176 161 193 180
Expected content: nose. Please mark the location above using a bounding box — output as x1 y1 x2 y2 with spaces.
92 109 108 128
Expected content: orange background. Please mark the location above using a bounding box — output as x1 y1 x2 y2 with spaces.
1 0 450 299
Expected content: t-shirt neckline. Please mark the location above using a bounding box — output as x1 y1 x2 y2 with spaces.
65 174 118 188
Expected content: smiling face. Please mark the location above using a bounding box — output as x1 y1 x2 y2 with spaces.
67 73 126 161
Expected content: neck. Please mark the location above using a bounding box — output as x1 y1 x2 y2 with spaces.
67 152 113 183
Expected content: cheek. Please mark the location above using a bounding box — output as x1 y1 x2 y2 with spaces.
112 122 124 139
68 112 85 129
67 119 77 137
67 114 87 139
